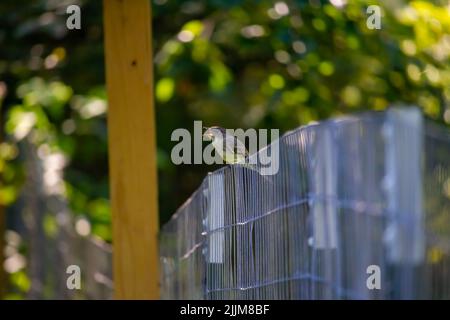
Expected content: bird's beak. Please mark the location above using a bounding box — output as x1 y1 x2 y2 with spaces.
203 128 213 141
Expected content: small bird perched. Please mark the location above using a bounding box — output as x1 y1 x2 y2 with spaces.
203 126 248 164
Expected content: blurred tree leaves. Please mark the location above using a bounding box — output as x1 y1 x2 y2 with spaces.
0 0 449 275
152 0 450 221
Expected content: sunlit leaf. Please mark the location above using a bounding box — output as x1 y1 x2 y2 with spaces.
156 77 175 102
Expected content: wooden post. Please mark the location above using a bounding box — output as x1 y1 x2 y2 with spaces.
103 0 159 299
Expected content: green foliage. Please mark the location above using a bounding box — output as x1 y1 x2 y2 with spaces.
0 0 449 296
152 0 450 221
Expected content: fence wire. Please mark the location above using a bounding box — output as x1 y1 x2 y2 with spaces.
160 108 450 300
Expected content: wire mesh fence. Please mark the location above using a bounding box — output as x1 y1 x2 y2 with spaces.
159 107 450 300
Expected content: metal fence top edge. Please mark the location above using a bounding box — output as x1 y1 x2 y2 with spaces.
162 181 206 228
162 106 449 229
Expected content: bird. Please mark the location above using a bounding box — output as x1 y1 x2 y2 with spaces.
203 126 272 180
203 126 249 164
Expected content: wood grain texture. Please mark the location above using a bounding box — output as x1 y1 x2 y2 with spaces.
103 0 159 299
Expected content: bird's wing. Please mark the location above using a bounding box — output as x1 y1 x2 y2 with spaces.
234 136 248 157
223 135 248 163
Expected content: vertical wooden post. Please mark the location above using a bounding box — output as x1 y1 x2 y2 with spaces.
103 0 159 299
